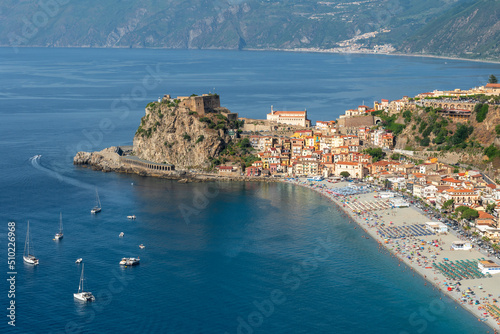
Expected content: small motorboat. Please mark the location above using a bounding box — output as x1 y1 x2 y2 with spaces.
120 257 140 266
127 215 136 220
75 258 83 264
139 244 145 249
119 232 124 237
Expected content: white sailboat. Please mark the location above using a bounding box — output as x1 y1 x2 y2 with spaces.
23 221 39 265
91 189 101 214
54 212 63 240
74 263 95 302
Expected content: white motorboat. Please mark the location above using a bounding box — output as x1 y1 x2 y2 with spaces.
23 221 39 265
75 258 83 264
74 264 95 302
119 232 124 237
54 212 64 240
139 244 145 249
119 257 140 266
91 189 102 214
127 215 136 219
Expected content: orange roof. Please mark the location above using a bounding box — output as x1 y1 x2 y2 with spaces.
486 83 500 88
373 161 391 166
445 189 476 194
337 161 359 166
478 211 495 219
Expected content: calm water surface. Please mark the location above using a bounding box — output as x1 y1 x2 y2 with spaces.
1 48 497 333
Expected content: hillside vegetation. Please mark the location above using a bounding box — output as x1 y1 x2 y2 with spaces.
392 102 500 168
5 0 495 61
399 0 500 61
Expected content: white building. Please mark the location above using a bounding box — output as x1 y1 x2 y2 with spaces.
451 241 472 251
478 260 500 275
425 222 448 233
267 106 311 127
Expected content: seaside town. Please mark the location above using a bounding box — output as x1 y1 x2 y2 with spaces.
75 81 500 331
211 82 500 327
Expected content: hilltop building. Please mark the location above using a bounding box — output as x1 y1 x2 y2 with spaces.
267 106 311 127
161 94 238 120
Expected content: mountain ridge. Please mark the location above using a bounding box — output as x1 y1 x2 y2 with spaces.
1 0 499 61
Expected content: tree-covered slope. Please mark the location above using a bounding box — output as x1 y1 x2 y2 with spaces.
0 0 470 52
398 0 500 61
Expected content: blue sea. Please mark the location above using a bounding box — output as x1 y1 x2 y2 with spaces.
1 48 498 333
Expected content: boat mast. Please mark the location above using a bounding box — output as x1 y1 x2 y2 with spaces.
24 221 30 256
95 189 101 208
59 212 63 234
79 264 85 293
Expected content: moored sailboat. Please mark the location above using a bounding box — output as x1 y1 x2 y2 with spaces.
54 212 64 240
74 263 95 302
91 189 101 214
23 221 39 265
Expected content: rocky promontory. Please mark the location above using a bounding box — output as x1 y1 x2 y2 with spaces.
73 146 124 172
73 94 278 183
132 97 234 169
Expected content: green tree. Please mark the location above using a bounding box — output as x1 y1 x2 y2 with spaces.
420 137 430 147
238 138 251 148
442 199 454 212
450 124 474 146
484 144 500 159
195 135 205 144
391 153 401 160
461 208 479 221
496 124 500 136
486 202 496 214
476 104 489 122
489 74 498 84
455 205 469 214
364 147 385 162
340 171 350 178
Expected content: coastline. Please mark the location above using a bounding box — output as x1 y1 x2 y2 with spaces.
245 47 500 65
74 146 499 330
284 178 500 332
2 46 499 65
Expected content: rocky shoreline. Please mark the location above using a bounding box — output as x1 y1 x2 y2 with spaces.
73 147 281 183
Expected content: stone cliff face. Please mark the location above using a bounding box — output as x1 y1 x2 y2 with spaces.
133 102 231 169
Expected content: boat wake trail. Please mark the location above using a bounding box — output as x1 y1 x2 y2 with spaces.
29 155 95 191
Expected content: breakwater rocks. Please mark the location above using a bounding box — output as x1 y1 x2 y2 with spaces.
73 147 281 183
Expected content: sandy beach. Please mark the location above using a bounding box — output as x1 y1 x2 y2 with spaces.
285 178 500 332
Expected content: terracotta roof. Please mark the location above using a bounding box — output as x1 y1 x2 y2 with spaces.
478 211 495 219
445 189 476 194
486 83 500 89
337 161 359 166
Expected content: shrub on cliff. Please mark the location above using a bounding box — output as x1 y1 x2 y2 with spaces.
475 103 489 122
195 135 205 144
